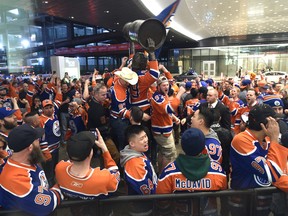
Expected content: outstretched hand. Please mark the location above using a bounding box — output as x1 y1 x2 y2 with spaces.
147 38 155 53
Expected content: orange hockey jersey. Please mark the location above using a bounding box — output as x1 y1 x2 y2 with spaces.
151 91 175 136
55 151 120 199
130 60 160 111
157 155 227 216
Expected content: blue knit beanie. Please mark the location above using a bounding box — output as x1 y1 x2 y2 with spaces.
263 96 284 108
181 128 205 156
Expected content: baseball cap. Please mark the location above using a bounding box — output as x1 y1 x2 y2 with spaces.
185 81 192 89
67 131 96 161
181 128 206 156
157 76 169 86
8 124 44 153
42 99 53 107
200 81 208 87
0 107 16 120
205 79 214 86
240 79 251 88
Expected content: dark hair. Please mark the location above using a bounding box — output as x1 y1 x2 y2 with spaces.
24 111 39 118
132 52 148 71
19 90 27 100
198 87 208 98
23 111 39 125
168 87 174 97
248 104 276 131
130 106 143 124
32 94 41 106
125 125 146 145
190 88 199 98
198 106 215 128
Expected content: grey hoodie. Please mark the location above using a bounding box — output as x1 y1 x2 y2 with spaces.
205 128 220 143
120 145 143 167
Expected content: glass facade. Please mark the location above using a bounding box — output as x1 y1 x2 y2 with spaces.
0 5 124 75
170 45 288 78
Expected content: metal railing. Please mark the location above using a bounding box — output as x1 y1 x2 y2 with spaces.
0 187 286 216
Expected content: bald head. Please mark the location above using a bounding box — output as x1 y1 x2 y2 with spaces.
207 88 218 104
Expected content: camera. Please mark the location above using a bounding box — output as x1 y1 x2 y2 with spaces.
90 128 99 158
89 128 98 141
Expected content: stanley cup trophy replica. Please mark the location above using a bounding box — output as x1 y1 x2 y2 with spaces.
123 18 167 54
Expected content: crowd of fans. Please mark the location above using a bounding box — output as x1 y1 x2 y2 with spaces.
0 40 288 215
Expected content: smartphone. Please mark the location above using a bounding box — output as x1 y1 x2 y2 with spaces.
89 128 98 140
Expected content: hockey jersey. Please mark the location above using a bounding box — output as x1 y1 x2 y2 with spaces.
130 60 159 111
151 91 175 136
39 96 61 160
55 151 120 199
68 107 88 136
157 156 227 216
120 146 157 195
157 160 227 193
0 158 63 215
230 129 288 192
205 129 223 163
39 83 56 101
109 79 131 120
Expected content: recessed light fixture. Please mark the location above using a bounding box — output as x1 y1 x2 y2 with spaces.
104 10 110 14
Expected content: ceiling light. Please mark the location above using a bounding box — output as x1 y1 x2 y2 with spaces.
104 10 110 14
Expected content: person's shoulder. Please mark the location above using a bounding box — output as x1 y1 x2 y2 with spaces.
125 156 146 167
1 160 35 196
55 160 70 171
39 114 49 123
231 131 256 154
124 156 148 180
159 161 180 180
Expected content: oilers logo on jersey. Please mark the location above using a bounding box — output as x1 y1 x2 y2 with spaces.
52 120 61 137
